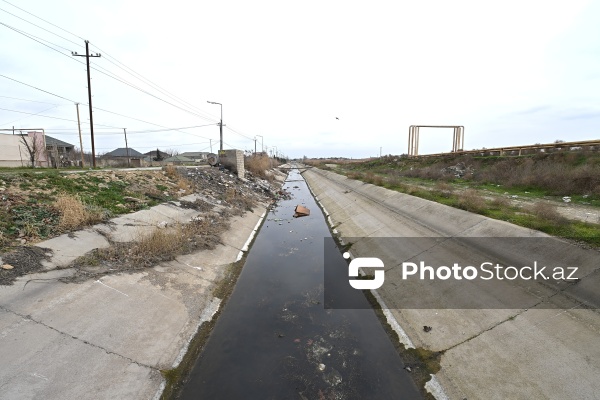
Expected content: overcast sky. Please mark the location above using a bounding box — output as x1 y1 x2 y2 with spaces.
1 0 599 159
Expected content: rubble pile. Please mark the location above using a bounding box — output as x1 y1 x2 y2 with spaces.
441 162 474 178
181 167 290 213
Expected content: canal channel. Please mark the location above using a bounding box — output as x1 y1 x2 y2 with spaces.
177 168 421 399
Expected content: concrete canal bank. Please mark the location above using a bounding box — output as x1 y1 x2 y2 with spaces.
302 167 600 400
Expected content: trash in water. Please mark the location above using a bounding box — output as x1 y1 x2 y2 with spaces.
294 205 310 218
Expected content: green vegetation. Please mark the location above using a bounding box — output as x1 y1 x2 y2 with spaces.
0 169 189 250
309 151 600 246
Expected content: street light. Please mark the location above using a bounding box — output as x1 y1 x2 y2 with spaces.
255 135 263 155
207 101 223 151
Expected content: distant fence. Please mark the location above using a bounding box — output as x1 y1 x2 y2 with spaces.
413 139 600 158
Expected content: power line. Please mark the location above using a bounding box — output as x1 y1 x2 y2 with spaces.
0 95 59 105
0 73 79 103
0 106 121 128
0 21 73 52
91 46 219 123
0 0 84 42
0 104 59 125
0 11 248 142
0 5 81 47
0 73 214 138
2 19 218 126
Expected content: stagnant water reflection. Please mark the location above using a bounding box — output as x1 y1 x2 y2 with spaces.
178 169 421 399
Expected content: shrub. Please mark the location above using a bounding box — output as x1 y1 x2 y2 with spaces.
528 202 567 225
245 155 272 178
457 189 486 213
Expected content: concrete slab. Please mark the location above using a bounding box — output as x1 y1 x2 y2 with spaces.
40 229 110 269
0 195 272 399
304 168 600 400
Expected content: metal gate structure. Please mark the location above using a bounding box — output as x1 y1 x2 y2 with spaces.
408 125 464 157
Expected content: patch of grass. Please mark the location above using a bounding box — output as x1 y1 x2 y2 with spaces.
10 203 60 239
54 193 106 230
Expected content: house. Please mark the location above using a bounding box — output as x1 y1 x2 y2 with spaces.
143 149 171 161
101 147 145 167
163 155 194 165
45 135 75 155
0 131 49 167
179 151 211 162
103 148 145 158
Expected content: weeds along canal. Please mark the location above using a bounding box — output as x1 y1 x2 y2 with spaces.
177 168 421 399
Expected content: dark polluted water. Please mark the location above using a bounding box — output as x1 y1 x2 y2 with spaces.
178 169 421 399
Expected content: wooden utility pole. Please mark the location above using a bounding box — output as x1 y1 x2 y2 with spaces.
72 40 101 168
75 103 85 167
123 128 130 167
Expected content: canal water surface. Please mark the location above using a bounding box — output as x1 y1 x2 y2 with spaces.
178 169 421 399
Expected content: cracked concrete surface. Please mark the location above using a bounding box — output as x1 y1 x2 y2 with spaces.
0 195 269 399
304 168 600 400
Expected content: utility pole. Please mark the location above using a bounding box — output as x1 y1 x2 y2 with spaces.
207 101 223 151
209 139 213 153
254 137 257 155
75 103 85 167
123 128 130 167
72 40 100 168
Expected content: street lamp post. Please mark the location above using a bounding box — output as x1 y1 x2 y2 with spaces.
207 101 223 151
255 135 263 155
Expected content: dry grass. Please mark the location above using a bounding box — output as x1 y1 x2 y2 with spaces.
347 171 364 180
457 189 486 213
434 181 454 198
245 155 272 178
54 193 104 230
69 216 227 277
528 202 567 225
162 165 192 195
164 165 178 179
490 197 510 209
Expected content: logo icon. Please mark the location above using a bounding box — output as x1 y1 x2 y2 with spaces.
344 252 385 290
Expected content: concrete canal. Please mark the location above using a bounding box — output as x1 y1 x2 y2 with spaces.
177 168 421 399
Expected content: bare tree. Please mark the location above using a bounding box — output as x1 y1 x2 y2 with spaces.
164 148 180 157
19 133 44 167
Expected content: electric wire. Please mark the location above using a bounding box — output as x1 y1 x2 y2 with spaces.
1 8 258 147
0 5 81 47
0 0 84 41
0 73 217 139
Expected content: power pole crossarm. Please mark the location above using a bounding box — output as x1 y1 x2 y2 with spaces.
72 40 101 168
